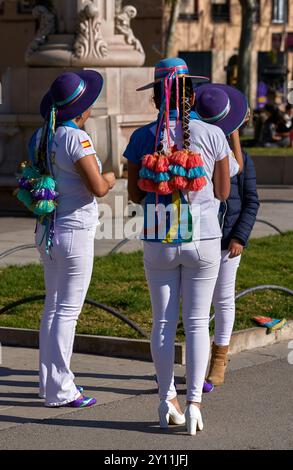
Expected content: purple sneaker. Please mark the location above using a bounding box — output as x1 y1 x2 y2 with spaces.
203 381 214 393
39 385 84 400
66 396 97 408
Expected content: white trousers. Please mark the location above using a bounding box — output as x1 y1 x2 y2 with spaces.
144 239 221 403
36 224 96 406
212 250 242 346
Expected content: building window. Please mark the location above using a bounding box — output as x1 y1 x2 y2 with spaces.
0 0 4 15
272 0 288 23
179 0 199 21
211 0 230 23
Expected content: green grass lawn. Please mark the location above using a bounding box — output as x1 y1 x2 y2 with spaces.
240 136 293 156
0 232 292 341
243 147 293 157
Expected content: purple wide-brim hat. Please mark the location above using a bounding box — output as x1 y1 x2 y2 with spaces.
40 70 104 122
195 84 248 136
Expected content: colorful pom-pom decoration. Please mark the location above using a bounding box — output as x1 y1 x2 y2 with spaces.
187 176 207 192
138 178 157 193
169 150 189 168
157 181 173 195
169 164 187 177
33 200 56 216
185 152 204 169
141 153 158 171
155 155 170 173
154 172 170 183
16 189 33 208
138 148 207 196
32 175 56 191
171 176 188 191
18 177 33 191
16 161 59 218
32 188 59 201
20 161 40 180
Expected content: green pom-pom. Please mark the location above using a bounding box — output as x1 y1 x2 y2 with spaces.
33 200 56 216
32 176 56 191
16 189 33 208
22 166 40 180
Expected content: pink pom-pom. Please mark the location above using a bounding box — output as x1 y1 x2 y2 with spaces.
138 178 157 193
171 176 188 190
170 150 189 168
186 152 204 169
155 155 170 173
141 153 158 171
157 181 173 195
187 176 207 192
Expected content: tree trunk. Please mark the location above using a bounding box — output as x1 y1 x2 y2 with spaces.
164 0 181 57
237 0 258 104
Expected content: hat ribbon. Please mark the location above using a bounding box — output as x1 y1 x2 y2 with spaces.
55 79 86 108
197 99 231 124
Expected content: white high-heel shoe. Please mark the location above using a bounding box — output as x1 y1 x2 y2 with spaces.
185 404 204 436
158 400 186 428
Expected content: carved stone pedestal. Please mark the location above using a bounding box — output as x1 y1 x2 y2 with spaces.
25 0 145 67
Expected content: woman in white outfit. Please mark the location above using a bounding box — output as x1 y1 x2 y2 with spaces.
29 71 116 407
195 85 259 386
124 58 232 435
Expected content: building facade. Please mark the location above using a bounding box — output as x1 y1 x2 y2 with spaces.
131 0 293 107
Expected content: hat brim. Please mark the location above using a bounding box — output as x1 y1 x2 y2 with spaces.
136 75 210 92
40 70 104 122
195 84 248 136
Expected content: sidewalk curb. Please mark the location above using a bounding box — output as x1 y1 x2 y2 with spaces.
0 321 292 365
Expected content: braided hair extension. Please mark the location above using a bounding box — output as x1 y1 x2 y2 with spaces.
181 77 193 150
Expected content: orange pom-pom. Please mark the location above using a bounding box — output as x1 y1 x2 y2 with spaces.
170 150 189 168
187 176 207 192
171 176 188 190
155 155 170 173
186 152 204 169
157 181 173 195
138 178 157 193
141 153 158 171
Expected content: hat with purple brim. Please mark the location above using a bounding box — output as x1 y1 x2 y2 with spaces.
195 83 248 136
136 57 209 92
40 70 104 122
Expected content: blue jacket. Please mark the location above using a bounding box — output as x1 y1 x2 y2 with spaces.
221 152 260 250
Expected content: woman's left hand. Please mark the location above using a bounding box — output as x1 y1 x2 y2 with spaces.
228 238 244 258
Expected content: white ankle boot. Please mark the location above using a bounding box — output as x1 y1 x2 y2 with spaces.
158 400 186 428
185 404 203 436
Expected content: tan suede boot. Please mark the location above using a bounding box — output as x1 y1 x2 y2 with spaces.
207 343 229 386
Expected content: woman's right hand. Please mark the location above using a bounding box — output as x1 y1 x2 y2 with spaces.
103 172 116 190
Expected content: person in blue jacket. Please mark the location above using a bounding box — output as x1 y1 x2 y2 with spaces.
195 86 260 387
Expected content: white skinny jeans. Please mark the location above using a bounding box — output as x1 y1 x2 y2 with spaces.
144 239 221 403
36 223 96 406
212 250 242 346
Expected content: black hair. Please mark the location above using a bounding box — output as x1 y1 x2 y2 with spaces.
153 77 194 151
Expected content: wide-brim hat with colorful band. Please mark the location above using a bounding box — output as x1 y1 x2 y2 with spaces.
195 83 248 136
40 70 104 122
136 57 209 92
